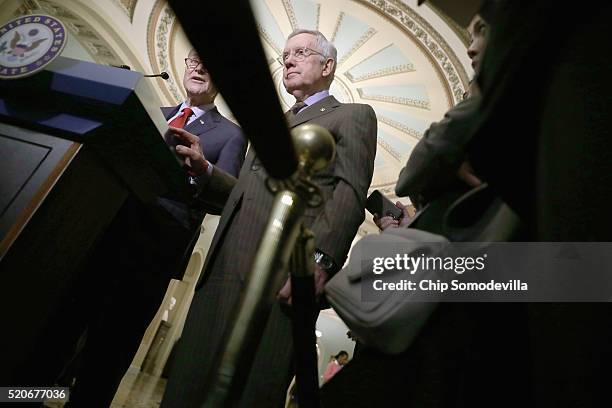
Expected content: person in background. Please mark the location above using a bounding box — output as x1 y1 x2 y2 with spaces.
323 351 349 383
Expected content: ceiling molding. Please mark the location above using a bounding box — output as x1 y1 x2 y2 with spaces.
16 0 122 65
112 0 138 22
146 0 183 104
425 1 470 47
358 0 469 105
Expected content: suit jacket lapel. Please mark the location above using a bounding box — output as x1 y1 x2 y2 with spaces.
160 105 221 135
161 105 180 120
184 107 220 135
287 95 342 128
204 98 342 285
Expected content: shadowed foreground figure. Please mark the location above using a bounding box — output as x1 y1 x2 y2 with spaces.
64 50 246 408
324 1 612 407
322 3 532 407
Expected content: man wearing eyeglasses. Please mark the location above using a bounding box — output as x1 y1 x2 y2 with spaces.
155 49 247 282
163 49 246 178
64 50 246 407
162 29 377 408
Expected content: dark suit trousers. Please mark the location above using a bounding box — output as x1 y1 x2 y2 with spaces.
65 196 196 407
162 212 295 408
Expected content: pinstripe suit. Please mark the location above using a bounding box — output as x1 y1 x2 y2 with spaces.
162 95 377 408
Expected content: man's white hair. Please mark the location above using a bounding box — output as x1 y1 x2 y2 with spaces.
287 29 337 84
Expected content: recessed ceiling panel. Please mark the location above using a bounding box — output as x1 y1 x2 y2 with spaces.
252 0 287 53
331 12 376 65
345 44 415 82
374 107 430 139
283 0 320 30
358 84 430 109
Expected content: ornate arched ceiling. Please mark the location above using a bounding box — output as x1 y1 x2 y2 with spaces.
251 0 469 196
0 0 472 235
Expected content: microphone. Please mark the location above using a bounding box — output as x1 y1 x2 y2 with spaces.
111 64 132 70
144 72 170 80
110 63 169 80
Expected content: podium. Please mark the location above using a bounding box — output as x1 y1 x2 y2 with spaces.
0 57 187 383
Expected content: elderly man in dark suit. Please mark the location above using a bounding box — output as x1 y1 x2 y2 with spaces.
65 52 246 407
161 29 377 408
159 50 247 270
162 49 246 178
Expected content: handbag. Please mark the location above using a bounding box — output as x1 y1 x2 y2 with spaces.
324 184 521 354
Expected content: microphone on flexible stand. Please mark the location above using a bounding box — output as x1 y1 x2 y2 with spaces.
144 72 170 80
110 64 132 70
110 64 169 80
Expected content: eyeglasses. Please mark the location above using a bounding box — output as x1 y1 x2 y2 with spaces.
277 47 324 64
184 57 207 71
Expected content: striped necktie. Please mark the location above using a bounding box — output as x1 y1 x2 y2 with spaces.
286 101 307 118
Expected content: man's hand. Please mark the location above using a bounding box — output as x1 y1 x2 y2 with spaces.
373 213 398 230
373 201 415 231
277 264 328 305
168 126 209 176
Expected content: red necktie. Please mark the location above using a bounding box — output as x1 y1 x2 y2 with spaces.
168 107 194 129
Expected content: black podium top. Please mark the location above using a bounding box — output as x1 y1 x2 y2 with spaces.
0 56 188 203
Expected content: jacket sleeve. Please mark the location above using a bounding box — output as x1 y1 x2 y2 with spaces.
192 165 237 215
214 126 248 177
395 97 480 207
310 104 378 268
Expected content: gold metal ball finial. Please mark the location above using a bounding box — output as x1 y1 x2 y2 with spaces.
291 123 336 176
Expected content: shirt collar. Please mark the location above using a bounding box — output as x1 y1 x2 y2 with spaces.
302 89 330 108
180 101 216 118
